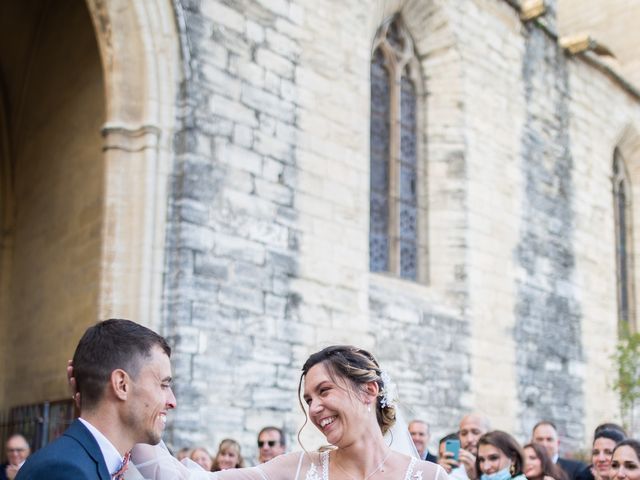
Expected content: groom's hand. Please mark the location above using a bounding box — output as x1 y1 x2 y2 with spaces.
67 360 81 409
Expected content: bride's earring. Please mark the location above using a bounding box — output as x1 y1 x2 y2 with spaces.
366 402 371 413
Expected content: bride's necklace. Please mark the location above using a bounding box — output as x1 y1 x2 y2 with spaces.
333 449 392 480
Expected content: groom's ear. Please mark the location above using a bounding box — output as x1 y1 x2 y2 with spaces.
110 369 130 400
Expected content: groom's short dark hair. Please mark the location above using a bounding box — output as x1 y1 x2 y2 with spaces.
73 319 171 409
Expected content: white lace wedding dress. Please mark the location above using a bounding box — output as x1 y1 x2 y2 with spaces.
131 443 448 480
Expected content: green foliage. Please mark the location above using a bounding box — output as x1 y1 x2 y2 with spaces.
612 325 640 428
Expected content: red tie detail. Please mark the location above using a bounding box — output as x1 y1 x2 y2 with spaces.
112 451 131 480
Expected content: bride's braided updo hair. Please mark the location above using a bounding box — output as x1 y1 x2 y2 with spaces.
298 345 396 435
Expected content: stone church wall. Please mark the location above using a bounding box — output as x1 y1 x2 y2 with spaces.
162 0 639 457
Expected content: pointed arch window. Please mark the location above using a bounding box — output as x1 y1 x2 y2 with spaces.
613 148 635 329
369 15 424 281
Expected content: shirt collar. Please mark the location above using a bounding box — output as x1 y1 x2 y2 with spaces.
79 417 126 475
553 454 559 463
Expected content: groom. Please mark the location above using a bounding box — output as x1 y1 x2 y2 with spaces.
17 319 176 479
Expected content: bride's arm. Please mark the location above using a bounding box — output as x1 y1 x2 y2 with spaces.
214 451 312 480
132 443 204 480
131 444 312 480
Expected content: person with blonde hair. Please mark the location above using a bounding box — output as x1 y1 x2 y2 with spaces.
190 447 213 471
212 439 244 471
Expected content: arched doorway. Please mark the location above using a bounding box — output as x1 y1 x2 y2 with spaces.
0 0 106 407
0 0 180 413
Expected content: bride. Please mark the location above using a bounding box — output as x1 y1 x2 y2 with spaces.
132 345 448 480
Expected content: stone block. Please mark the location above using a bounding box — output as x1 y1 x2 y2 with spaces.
175 198 209 224
288 3 304 25
214 232 266 264
222 189 277 218
264 70 280 95
254 0 288 17
194 253 229 279
265 293 287 318
253 131 294 163
219 285 264 314
236 217 289 248
257 113 278 137
232 261 271 290
255 47 295 80
254 178 293 206
191 301 223 327
234 360 278 386
266 29 300 58
178 222 215 252
246 19 265 43
217 140 262 174
237 61 265 88
262 157 285 182
276 365 300 389
210 94 258 127
233 124 254 148
201 2 245 32
252 339 292 366
200 63 241 100
241 84 295 124
225 169 255 194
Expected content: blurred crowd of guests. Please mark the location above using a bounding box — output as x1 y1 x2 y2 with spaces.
4 415 638 479
407 415 634 480
172 426 286 472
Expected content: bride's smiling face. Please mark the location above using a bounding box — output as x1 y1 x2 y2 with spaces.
303 363 367 446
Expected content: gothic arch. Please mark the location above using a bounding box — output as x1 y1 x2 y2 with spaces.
85 0 181 331
367 0 467 293
614 123 640 332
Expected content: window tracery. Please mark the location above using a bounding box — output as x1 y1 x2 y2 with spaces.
369 15 423 281
613 148 635 329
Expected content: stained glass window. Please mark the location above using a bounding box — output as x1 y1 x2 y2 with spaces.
399 72 417 279
369 15 422 281
369 48 390 272
613 149 634 328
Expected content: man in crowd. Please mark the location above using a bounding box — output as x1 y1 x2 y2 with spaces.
439 413 491 480
409 419 437 462
17 319 176 479
532 420 586 480
257 426 286 464
1 434 30 480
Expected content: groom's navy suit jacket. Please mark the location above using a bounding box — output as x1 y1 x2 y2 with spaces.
16 419 110 480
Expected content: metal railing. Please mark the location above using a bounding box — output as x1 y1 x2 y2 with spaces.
0 399 77 463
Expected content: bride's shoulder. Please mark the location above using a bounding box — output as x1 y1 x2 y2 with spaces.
261 450 325 469
254 450 328 480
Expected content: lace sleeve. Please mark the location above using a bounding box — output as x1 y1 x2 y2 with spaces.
131 444 317 480
411 459 450 480
214 452 317 480
131 442 215 480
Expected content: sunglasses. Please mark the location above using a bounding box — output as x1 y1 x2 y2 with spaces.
257 440 278 448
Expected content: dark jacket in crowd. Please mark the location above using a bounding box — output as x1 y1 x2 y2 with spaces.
558 457 588 480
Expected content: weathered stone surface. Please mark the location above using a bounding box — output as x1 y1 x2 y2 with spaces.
160 0 638 458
